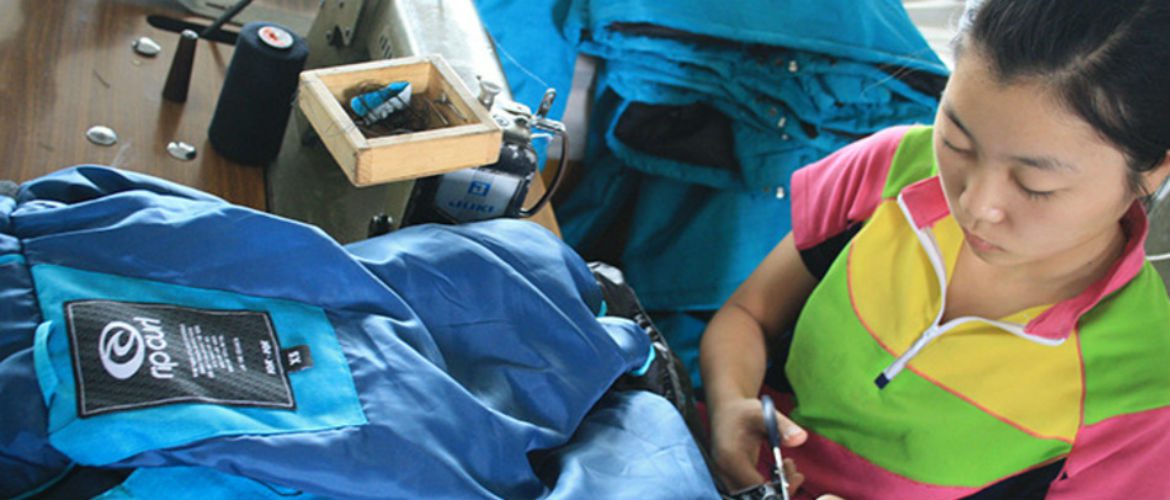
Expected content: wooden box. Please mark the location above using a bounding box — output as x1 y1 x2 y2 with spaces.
297 55 502 186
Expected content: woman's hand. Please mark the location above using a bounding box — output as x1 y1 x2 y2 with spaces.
781 457 807 497
709 396 808 492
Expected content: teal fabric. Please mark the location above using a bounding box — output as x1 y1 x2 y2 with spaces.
476 0 576 123
557 88 792 311
474 0 579 171
559 0 946 192
562 0 947 73
620 174 791 310
31 264 366 465
555 0 946 381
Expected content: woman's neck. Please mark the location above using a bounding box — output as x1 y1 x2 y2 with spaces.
944 220 1127 323
981 221 1126 303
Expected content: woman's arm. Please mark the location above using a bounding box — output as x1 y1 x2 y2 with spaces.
700 232 818 490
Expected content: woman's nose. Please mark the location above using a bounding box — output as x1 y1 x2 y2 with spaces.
962 173 1007 224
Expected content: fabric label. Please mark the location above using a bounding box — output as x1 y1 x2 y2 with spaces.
281 345 313 373
65 300 294 417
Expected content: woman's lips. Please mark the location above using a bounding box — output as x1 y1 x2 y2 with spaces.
964 229 1002 253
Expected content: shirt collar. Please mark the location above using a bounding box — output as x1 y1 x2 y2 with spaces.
899 176 1150 341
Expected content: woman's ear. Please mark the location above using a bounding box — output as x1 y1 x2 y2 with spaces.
1142 150 1170 197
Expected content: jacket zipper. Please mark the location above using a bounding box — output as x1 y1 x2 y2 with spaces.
874 195 1063 389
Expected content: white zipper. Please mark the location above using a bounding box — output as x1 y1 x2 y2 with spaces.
875 195 1065 389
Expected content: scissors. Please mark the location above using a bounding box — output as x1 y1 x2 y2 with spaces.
761 395 791 500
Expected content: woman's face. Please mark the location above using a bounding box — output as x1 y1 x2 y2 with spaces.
934 49 1141 271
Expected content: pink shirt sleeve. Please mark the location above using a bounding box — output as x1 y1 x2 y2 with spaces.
789 126 912 250
1046 406 1170 499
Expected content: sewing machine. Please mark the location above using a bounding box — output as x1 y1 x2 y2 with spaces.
181 0 557 243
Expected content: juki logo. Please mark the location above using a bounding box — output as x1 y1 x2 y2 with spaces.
446 199 497 214
468 181 492 196
97 317 178 380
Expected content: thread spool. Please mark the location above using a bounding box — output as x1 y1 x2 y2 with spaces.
208 22 308 166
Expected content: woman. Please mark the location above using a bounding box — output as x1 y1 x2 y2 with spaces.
700 0 1170 498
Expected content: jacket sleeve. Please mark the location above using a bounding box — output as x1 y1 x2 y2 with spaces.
1045 405 1170 499
789 125 911 251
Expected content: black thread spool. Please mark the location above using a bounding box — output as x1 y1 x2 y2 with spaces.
208 22 308 166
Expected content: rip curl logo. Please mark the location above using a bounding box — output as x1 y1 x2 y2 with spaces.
95 317 178 381
66 300 293 417
98 321 145 380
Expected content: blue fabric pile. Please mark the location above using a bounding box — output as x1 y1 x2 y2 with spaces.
474 0 948 390
547 0 948 389
0 166 718 499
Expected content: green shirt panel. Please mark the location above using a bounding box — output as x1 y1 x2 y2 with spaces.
1079 264 1170 425
881 126 937 199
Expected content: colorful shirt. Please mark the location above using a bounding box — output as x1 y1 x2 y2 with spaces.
778 125 1170 498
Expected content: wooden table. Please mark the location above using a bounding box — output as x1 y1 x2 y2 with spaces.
0 0 560 236
0 0 315 211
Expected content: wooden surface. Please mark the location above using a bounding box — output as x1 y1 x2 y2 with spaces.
0 0 561 236
0 0 315 210
526 166 561 235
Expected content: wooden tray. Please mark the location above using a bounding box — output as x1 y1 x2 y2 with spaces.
297 55 502 186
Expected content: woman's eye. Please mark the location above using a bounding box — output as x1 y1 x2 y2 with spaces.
1021 186 1055 201
942 138 974 156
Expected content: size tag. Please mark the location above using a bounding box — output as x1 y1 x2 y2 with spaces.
65 300 295 417
281 345 313 373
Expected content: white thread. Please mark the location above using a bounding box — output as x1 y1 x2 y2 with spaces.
486 30 551 90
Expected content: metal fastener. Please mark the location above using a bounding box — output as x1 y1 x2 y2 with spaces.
166 141 197 161
132 36 161 57
437 92 468 122
85 125 118 146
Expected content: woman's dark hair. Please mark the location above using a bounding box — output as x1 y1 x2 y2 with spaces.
956 0 1169 196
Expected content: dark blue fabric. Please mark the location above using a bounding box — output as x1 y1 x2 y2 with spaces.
0 166 717 499
0 255 38 361
0 348 72 496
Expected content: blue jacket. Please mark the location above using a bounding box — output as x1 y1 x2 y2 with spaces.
0 166 717 499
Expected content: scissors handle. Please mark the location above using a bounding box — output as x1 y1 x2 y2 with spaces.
760 395 791 500
762 396 781 450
